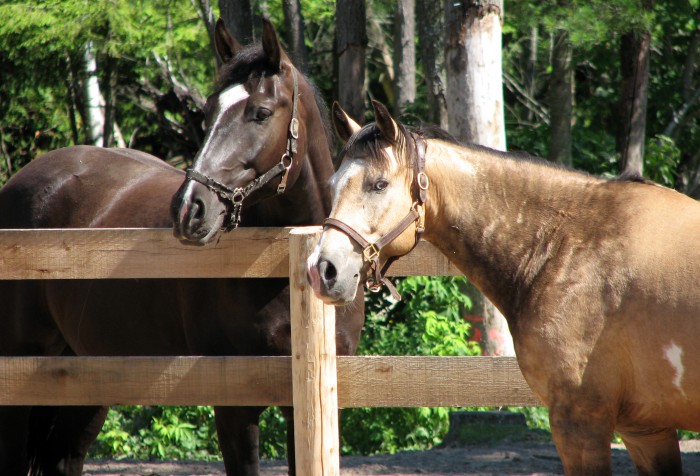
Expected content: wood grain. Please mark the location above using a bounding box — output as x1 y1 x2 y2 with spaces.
0 356 539 407
0 227 460 279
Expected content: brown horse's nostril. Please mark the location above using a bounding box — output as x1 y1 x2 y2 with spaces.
318 259 337 289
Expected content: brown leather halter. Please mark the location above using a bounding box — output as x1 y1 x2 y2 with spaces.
324 136 428 300
184 68 300 231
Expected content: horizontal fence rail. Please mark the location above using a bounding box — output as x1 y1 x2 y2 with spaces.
0 227 461 279
0 356 538 407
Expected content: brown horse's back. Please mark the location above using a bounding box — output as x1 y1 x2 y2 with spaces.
0 146 190 358
0 145 182 229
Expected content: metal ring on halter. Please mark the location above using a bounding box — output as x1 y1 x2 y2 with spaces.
417 172 430 190
232 189 245 204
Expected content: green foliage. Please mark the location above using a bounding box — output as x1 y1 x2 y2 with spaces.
92 406 220 460
340 277 480 455
645 135 681 187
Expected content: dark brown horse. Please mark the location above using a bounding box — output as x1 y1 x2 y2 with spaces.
0 20 364 476
309 100 700 475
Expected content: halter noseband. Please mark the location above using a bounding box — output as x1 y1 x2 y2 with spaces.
184 68 300 231
323 137 428 301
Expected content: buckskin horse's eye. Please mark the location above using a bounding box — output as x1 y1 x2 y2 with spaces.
255 108 272 122
373 179 388 192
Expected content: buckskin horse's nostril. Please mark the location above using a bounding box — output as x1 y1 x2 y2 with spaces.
318 259 337 289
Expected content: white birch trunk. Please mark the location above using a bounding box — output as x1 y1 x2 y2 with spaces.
82 41 125 148
83 41 105 147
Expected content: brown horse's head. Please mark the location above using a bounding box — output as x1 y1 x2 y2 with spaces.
172 19 310 243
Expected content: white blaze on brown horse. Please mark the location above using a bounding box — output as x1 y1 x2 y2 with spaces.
309 100 700 475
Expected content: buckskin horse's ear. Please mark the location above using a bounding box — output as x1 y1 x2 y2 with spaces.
261 17 288 69
214 19 243 66
371 100 400 143
332 102 361 143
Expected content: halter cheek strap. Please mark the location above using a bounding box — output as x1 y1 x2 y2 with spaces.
185 68 300 231
323 136 428 301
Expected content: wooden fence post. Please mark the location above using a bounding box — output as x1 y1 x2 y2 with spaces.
289 226 340 476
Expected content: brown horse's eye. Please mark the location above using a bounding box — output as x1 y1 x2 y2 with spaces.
373 180 388 192
255 108 272 122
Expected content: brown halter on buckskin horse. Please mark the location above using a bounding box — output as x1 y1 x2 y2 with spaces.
308 100 700 476
0 20 364 476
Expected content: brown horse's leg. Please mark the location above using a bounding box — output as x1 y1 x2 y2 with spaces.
214 406 263 476
0 407 31 475
28 405 108 476
280 406 296 476
549 404 615 475
619 427 682 476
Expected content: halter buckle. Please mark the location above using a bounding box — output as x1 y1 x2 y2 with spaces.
363 243 380 262
277 154 293 194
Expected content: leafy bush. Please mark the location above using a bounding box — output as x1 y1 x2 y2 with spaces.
340 276 481 455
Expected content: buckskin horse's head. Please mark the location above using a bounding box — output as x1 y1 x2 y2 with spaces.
172 19 306 243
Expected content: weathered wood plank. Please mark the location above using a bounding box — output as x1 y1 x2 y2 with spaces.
290 227 340 476
0 228 291 279
0 228 460 279
0 356 540 407
337 356 541 408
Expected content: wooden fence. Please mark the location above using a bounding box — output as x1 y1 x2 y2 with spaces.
0 226 540 475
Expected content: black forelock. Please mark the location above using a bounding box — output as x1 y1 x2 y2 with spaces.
214 44 279 92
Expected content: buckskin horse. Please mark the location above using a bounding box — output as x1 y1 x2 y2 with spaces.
308 100 700 475
0 20 364 476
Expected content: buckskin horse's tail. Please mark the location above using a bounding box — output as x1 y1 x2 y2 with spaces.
27 406 108 476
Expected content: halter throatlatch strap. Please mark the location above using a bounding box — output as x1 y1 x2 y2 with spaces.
185 68 300 230
323 135 429 301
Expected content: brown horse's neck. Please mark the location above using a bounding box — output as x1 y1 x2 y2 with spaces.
248 89 333 227
422 139 603 318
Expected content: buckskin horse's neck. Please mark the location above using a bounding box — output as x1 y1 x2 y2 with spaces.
422 140 601 319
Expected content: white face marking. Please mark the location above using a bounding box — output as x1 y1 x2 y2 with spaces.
196 84 250 161
664 341 685 394
217 83 250 115
329 160 365 211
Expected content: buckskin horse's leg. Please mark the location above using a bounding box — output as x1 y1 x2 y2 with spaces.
549 402 615 475
214 406 263 476
619 427 682 476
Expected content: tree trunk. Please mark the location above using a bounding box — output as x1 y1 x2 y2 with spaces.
445 0 514 357
393 0 416 115
82 40 105 146
335 0 367 122
219 0 254 45
445 1 506 148
617 0 653 177
283 0 309 72
417 0 447 128
548 28 573 167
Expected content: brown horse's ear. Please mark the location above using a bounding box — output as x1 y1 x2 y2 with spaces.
261 17 289 69
332 102 361 143
214 19 243 66
371 100 400 143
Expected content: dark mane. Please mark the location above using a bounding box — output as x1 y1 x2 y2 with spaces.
216 46 334 153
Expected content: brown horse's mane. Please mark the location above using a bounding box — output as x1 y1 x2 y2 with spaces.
343 120 654 185
215 45 334 152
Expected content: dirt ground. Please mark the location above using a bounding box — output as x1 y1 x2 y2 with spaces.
84 440 700 475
